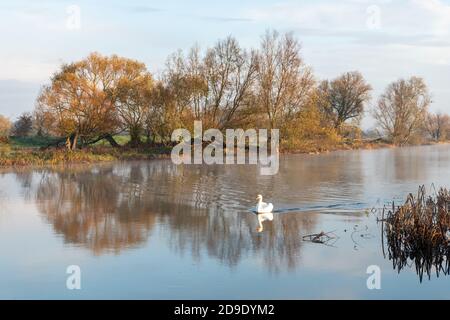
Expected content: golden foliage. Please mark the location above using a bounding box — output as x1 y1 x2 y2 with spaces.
0 115 11 137
281 93 341 152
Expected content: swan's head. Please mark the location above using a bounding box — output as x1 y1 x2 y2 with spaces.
256 195 263 201
256 226 263 233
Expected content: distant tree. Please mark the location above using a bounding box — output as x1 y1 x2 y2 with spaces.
424 112 450 141
317 71 372 130
12 112 33 137
255 30 314 130
0 115 11 138
373 77 431 146
33 107 51 137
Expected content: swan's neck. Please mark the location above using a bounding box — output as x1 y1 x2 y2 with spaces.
257 215 264 229
257 198 263 204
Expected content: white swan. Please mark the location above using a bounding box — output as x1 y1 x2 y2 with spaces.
256 195 273 213
256 212 274 232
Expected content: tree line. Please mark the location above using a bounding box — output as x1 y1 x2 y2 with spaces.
1 30 449 150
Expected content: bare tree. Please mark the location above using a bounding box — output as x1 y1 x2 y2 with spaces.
373 77 431 146
159 47 207 133
255 30 314 130
163 38 258 130
203 37 258 130
317 71 372 130
33 107 48 137
425 112 450 141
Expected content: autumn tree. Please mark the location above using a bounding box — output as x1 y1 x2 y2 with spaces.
36 53 154 149
145 81 196 145
255 30 314 131
424 112 450 141
147 48 205 143
113 60 153 146
37 57 117 149
282 90 340 151
317 71 372 130
373 77 431 146
12 112 33 137
0 115 11 138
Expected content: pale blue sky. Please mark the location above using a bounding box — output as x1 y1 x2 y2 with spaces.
1 0 450 128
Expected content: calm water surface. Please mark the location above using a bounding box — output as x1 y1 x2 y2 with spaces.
1 144 450 299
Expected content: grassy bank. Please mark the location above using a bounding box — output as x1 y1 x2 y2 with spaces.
280 136 393 155
0 135 447 167
0 139 171 167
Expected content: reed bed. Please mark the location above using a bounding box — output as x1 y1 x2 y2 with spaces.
384 185 450 281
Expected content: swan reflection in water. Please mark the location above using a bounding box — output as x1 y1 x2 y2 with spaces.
256 212 274 233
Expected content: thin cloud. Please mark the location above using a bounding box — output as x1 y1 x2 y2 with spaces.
198 16 253 23
128 6 162 13
248 0 450 48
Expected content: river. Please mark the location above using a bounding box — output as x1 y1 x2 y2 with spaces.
1 144 449 299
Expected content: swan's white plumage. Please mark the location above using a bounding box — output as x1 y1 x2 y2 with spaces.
256 195 273 213
256 212 274 232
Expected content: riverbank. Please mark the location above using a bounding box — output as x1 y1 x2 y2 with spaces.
0 137 448 167
282 138 392 155
0 145 172 167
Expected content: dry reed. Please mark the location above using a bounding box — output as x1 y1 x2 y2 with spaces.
384 185 450 281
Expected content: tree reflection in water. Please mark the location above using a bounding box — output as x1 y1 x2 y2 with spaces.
17 161 321 272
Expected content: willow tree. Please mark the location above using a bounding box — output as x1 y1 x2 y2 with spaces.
374 77 431 146
36 53 153 149
114 63 153 147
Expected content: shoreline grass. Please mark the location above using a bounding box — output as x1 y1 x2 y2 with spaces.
1 136 449 167
0 145 172 167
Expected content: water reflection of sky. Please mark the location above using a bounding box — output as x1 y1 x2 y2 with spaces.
1 144 450 299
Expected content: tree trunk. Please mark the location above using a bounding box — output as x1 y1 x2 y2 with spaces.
65 133 78 150
105 134 120 148
71 133 78 150
145 130 152 145
129 127 142 147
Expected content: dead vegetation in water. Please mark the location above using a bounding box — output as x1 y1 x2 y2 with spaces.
302 230 339 247
384 185 450 281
